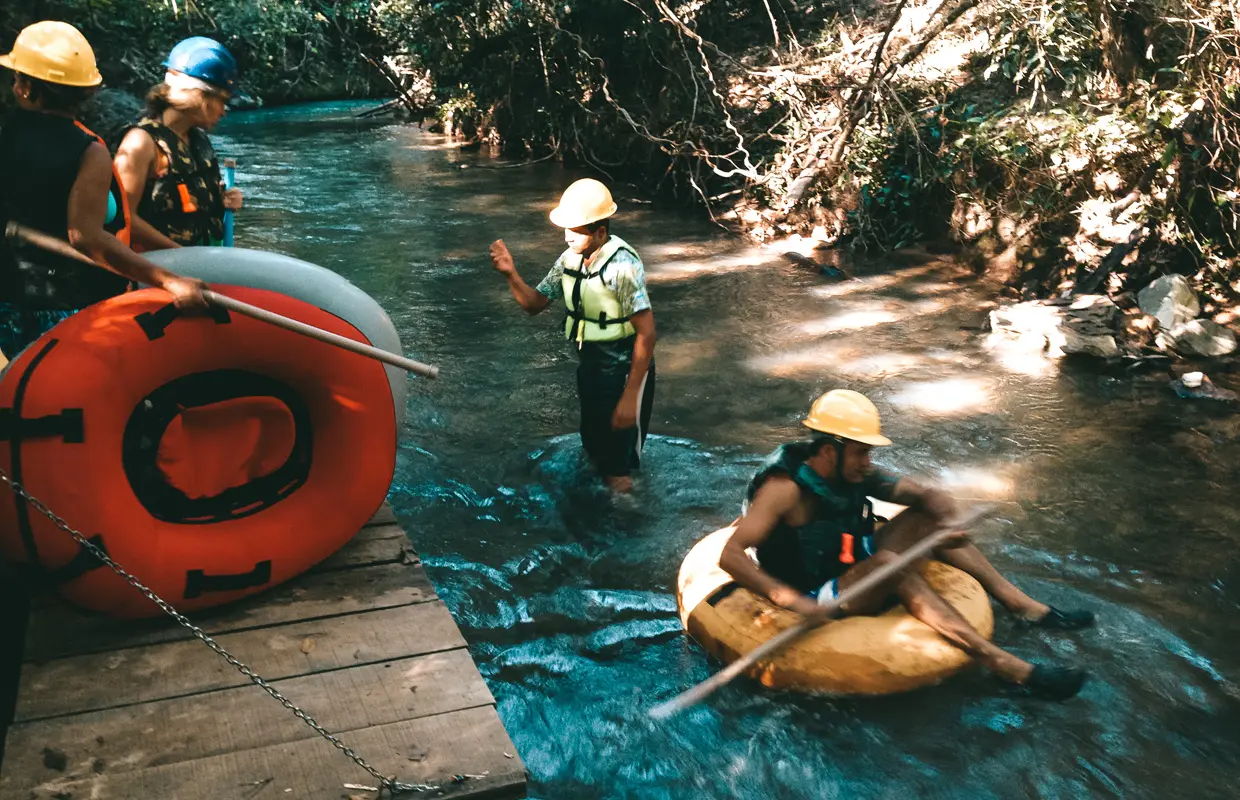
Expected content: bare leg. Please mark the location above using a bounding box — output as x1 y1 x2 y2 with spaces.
894 571 1033 683
834 508 1087 696
934 542 1049 620
832 543 1033 683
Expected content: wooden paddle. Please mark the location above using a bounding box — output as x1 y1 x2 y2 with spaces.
5 221 439 379
648 502 999 720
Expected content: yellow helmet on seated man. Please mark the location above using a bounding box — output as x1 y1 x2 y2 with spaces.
549 178 617 229
0 21 102 87
802 389 891 446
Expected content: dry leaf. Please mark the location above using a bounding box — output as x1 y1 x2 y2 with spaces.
300 637 316 654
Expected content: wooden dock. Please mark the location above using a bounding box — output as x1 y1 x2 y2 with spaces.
0 504 527 800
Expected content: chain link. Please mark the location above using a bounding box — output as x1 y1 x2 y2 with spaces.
0 469 436 796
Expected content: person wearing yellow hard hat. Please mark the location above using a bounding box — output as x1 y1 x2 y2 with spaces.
489 178 656 492
718 389 1095 700
0 21 208 359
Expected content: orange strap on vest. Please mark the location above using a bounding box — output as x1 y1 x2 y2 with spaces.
839 533 856 565
73 120 132 246
176 183 199 214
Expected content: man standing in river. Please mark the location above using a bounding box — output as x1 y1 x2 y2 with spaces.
720 389 1095 699
489 179 656 493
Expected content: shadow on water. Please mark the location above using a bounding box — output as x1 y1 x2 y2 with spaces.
213 101 1240 799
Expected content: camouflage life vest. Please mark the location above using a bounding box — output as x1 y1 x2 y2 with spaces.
132 118 224 246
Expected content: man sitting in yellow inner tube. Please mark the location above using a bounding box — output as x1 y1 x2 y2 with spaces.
719 389 1094 700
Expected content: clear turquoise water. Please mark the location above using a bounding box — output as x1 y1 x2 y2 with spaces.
213 100 1240 800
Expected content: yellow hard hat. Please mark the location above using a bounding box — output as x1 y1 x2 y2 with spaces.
802 389 892 446
549 178 617 229
0 21 102 87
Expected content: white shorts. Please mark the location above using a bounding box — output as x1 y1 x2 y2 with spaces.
813 578 841 606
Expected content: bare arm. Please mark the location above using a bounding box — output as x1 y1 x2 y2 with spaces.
719 476 820 615
114 129 181 252
68 142 206 308
612 309 655 429
888 477 956 522
489 239 551 315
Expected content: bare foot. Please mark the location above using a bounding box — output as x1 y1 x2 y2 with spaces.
604 475 633 493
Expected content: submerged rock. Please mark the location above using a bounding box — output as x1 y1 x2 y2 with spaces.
1171 371 1239 401
1138 274 1199 330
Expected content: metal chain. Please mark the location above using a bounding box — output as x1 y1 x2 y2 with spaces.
0 469 435 796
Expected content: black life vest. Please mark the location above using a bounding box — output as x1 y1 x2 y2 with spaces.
131 118 224 246
0 109 131 310
748 442 879 593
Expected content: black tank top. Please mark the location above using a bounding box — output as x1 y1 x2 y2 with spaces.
0 109 130 309
748 442 881 593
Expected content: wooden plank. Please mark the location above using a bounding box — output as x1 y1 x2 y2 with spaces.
365 503 398 527
1 706 526 800
24 561 436 662
16 601 465 722
1 649 494 785
26 522 412 614
314 523 410 573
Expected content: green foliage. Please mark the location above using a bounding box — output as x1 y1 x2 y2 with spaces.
0 0 381 105
3 0 1236 294
981 0 1103 104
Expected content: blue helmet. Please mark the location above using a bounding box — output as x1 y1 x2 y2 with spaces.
163 36 238 92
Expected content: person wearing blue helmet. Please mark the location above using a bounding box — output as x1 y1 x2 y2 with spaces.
114 36 242 248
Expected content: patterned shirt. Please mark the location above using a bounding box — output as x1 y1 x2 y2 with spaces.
535 242 652 318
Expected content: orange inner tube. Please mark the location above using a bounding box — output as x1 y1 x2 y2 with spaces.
0 285 397 618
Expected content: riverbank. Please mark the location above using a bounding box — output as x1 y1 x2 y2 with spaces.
6 1 1236 325
361 0 1239 321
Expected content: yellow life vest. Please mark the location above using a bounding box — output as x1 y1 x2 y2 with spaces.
560 235 641 345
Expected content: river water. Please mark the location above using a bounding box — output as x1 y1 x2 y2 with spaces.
214 101 1240 799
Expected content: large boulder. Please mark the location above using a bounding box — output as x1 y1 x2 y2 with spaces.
79 88 144 149
1138 274 1200 330
1157 319 1238 357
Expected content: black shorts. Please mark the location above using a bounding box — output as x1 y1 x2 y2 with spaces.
576 340 656 478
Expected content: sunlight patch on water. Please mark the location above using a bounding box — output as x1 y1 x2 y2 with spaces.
796 309 900 336
936 465 1017 498
645 251 778 283
808 265 941 298
889 377 996 416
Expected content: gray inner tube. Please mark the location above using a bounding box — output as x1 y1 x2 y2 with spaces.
144 246 409 427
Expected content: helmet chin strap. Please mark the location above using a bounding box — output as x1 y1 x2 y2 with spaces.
824 434 847 484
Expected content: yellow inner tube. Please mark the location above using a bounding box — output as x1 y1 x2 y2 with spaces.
677 526 995 696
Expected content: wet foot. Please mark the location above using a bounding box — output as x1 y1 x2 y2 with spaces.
1006 664 1089 701
1021 606 1095 630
